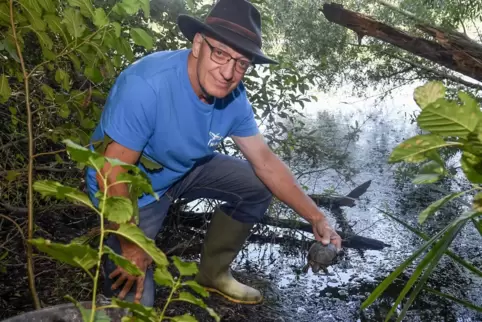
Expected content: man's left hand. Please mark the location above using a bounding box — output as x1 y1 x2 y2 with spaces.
312 218 342 251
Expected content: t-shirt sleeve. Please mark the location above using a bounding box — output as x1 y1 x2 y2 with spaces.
101 73 157 152
229 97 260 138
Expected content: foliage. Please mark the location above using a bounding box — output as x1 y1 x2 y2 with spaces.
362 81 482 321
32 140 220 322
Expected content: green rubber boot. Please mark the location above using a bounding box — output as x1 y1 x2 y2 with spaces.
195 208 263 305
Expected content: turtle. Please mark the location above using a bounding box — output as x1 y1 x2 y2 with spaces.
301 242 338 274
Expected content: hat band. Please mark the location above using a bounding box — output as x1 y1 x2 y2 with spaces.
206 17 261 47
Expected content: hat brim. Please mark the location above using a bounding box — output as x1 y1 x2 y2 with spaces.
177 14 278 65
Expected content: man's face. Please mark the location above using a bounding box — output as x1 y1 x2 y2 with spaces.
192 33 251 99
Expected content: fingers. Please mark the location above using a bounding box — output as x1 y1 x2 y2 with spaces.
109 267 122 280
331 234 342 251
134 276 145 304
118 277 135 300
111 271 128 291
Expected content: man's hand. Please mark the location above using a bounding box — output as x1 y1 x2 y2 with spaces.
109 238 152 303
312 218 342 251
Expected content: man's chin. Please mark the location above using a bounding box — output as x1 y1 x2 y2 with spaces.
204 86 232 99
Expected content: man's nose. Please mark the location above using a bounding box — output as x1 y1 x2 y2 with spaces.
220 59 236 80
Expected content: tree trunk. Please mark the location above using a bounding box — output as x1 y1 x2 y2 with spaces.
320 2 482 83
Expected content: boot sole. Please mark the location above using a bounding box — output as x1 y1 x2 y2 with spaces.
204 287 263 305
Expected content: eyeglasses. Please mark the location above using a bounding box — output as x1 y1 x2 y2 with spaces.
201 35 254 74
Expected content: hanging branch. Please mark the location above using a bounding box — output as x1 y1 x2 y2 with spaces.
320 2 482 84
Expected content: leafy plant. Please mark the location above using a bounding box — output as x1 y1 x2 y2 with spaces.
362 80 482 321
32 139 220 322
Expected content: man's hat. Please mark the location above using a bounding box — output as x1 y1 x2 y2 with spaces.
177 0 278 65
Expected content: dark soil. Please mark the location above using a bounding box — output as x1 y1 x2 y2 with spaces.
0 207 285 322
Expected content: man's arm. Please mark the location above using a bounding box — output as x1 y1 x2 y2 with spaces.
232 133 341 248
97 140 141 224
96 140 153 302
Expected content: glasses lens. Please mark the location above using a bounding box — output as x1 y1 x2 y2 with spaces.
211 48 230 64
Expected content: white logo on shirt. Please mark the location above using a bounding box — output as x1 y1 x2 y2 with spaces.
208 132 223 147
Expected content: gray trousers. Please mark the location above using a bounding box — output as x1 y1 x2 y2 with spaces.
103 152 273 306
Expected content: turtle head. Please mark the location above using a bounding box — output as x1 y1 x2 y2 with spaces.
311 263 321 273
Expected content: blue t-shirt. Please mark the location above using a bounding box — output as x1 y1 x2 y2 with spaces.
85 49 259 208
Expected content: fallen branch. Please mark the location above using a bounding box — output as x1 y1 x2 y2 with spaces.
320 2 482 83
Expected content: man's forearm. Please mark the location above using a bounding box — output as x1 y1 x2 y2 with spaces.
255 153 327 225
97 163 136 226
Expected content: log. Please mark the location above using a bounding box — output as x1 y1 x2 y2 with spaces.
320 2 482 83
168 210 390 250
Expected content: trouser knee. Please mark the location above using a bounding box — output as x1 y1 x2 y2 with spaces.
226 181 273 224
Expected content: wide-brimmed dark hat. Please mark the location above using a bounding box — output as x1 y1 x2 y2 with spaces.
177 0 278 65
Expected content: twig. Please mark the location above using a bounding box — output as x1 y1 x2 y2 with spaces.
0 166 79 176
0 137 28 151
9 0 40 309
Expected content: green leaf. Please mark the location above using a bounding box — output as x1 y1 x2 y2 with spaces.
362 210 480 314
93 8 109 28
63 139 105 170
391 221 465 322
108 223 168 266
20 0 47 31
138 0 150 18
417 99 481 138
116 0 141 15
462 151 482 183
473 192 482 212
412 160 446 184
118 37 134 61
153 266 174 287
59 103 70 118
418 191 468 224
171 314 198 322
116 172 156 198
62 8 86 38
30 238 97 272
424 288 482 313
175 292 206 307
174 293 220 322
84 66 103 83
67 53 81 71
36 31 53 50
111 22 121 37
414 81 445 109
103 245 143 276
0 74 12 104
41 84 55 101
0 4 10 25
111 298 156 321
6 170 20 182
45 15 69 42
99 196 133 224
55 69 71 91
172 256 198 276
140 155 163 171
33 180 93 207
379 208 482 278
67 0 94 18
37 0 56 13
130 28 153 50
183 280 209 298
389 134 460 163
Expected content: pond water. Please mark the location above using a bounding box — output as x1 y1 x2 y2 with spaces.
230 84 482 321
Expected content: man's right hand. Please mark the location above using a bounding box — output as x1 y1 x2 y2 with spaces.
109 237 152 303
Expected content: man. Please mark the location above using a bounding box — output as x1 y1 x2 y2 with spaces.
85 0 341 307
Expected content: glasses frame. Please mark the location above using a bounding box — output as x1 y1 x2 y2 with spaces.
201 34 255 74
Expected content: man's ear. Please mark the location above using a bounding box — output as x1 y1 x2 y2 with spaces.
192 33 203 58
